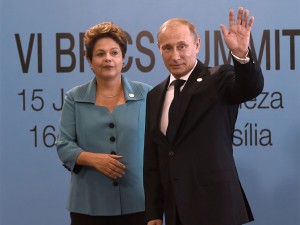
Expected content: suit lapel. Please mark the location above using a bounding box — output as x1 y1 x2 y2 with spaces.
172 60 209 145
156 77 169 124
152 77 170 141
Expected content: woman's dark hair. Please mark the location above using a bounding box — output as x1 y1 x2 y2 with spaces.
84 22 127 61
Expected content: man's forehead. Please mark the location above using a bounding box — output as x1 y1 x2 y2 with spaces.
161 40 188 46
161 22 187 31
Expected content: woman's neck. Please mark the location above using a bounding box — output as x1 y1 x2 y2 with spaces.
95 75 123 96
94 75 125 111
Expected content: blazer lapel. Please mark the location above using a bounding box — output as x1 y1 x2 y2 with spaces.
172 60 209 145
152 77 170 143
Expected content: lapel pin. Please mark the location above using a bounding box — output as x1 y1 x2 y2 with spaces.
196 78 203 82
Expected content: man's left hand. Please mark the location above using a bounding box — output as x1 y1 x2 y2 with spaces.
220 7 254 58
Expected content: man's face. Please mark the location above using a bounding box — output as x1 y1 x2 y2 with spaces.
158 23 200 78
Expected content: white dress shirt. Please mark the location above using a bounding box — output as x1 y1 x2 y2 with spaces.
160 61 197 135
160 53 248 135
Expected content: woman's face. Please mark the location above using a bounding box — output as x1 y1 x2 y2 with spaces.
89 37 124 80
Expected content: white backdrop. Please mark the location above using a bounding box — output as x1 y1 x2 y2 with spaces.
1 0 299 224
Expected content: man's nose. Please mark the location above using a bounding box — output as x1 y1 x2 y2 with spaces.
170 49 180 60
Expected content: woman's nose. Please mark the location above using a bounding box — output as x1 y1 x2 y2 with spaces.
104 53 112 61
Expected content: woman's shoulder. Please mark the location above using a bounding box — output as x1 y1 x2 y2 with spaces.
65 79 95 101
123 78 152 100
68 80 91 92
129 80 152 92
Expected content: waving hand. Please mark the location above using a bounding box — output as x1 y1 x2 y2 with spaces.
220 7 254 58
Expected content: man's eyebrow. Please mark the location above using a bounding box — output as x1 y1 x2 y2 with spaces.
162 41 187 47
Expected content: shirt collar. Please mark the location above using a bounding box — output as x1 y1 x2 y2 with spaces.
168 60 197 88
73 75 145 103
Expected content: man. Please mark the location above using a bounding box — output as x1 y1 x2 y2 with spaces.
143 7 264 225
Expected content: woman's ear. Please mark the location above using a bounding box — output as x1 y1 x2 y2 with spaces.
87 58 94 72
87 57 92 67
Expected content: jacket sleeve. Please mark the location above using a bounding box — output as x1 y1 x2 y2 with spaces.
55 90 83 173
143 92 164 222
216 50 264 105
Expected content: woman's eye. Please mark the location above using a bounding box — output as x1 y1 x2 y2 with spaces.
96 52 104 57
112 51 119 56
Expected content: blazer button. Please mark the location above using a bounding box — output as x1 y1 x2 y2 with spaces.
169 151 175 156
109 123 115 128
110 136 116 142
112 181 119 186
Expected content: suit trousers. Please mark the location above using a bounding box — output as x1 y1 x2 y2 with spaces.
175 210 183 225
70 211 146 225
175 210 242 225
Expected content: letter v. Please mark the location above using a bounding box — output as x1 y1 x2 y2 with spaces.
15 33 35 73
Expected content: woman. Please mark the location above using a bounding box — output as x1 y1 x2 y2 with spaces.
56 22 152 225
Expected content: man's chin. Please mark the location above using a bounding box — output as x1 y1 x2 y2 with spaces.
170 70 185 78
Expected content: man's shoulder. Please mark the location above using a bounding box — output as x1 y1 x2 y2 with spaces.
207 64 234 75
148 79 168 96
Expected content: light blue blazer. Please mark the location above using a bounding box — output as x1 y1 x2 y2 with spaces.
56 76 152 216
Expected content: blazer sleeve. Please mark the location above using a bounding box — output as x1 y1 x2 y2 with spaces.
55 90 83 173
222 51 264 104
143 92 164 222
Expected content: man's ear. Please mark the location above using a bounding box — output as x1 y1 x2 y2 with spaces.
196 37 201 53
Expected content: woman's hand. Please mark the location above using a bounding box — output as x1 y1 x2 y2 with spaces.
76 152 126 179
147 219 163 225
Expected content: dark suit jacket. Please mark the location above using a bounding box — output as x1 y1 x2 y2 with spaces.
144 55 264 225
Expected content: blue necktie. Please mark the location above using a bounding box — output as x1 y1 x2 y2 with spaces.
166 79 186 143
